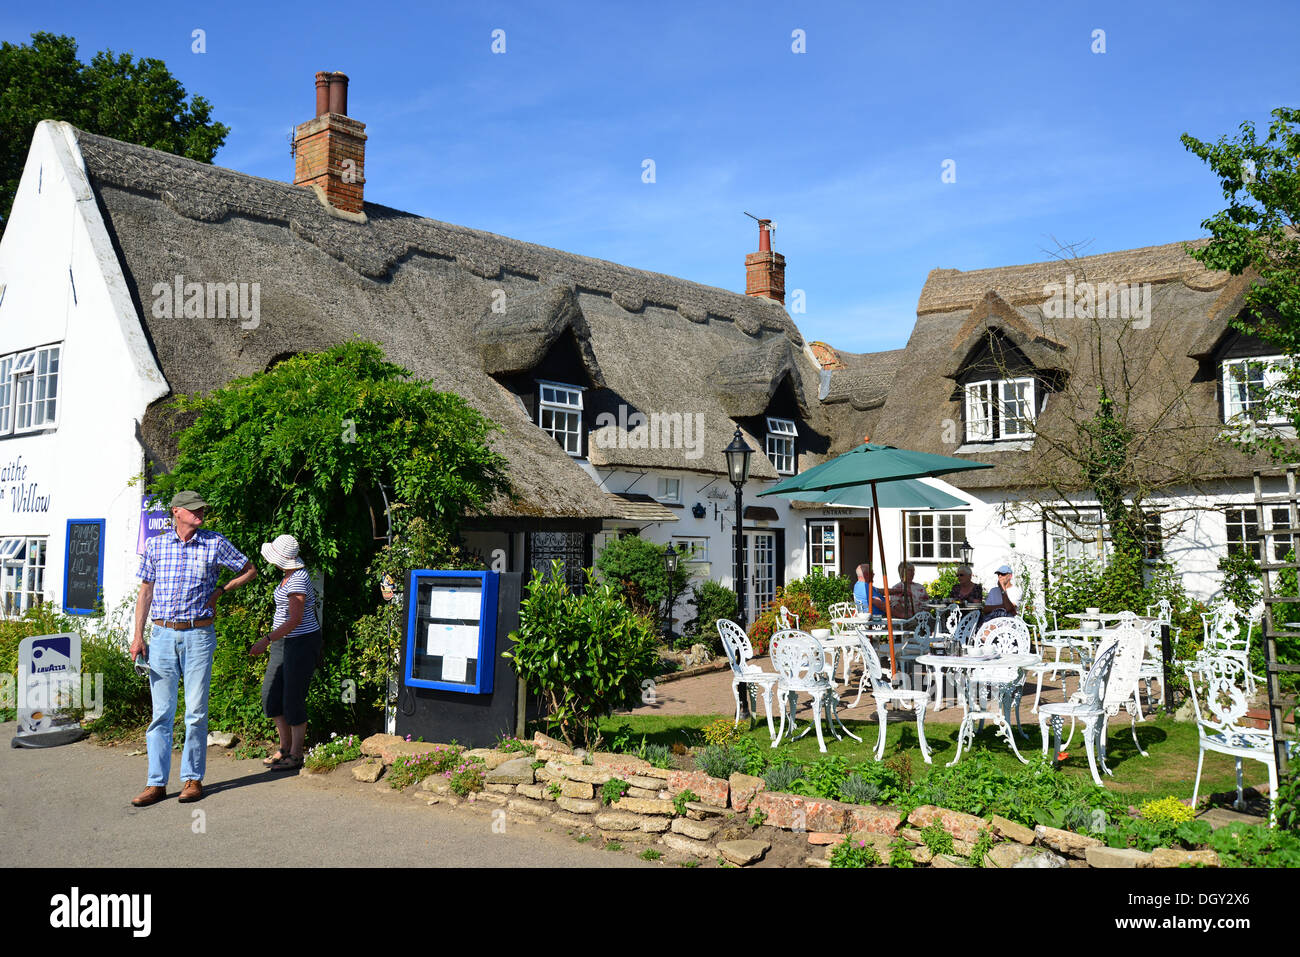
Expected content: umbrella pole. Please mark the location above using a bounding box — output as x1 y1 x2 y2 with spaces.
871 482 896 676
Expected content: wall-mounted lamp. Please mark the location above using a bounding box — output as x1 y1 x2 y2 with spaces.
691 502 706 519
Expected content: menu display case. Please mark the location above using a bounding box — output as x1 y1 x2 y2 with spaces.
404 570 499 694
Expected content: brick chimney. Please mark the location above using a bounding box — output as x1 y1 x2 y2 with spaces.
293 71 367 214
745 219 785 304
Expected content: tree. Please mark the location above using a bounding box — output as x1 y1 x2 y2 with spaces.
1182 107 1300 456
0 32 229 231
148 341 511 731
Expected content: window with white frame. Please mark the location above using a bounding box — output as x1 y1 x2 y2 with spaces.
1 537 46 618
1047 509 1108 563
655 477 681 504
537 381 583 456
964 377 1036 442
765 417 797 475
905 512 967 562
1225 507 1262 560
0 355 12 433
1270 507 1295 561
1222 356 1290 424
671 536 708 565
808 521 838 574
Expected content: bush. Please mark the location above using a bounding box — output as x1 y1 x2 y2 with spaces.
926 564 960 600
594 535 692 627
682 580 738 653
700 717 743 748
829 837 880 868
304 732 362 772
785 567 853 614
840 772 882 805
747 588 821 656
505 561 659 748
763 761 802 793
1139 796 1196 827
695 744 746 780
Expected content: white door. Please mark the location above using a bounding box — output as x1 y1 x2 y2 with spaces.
746 531 777 622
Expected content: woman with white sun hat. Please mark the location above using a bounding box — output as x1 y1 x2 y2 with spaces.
249 534 322 771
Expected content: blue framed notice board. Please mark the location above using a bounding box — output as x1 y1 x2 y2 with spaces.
404 570 500 694
63 519 105 615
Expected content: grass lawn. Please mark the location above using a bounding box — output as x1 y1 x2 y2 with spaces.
600 712 1258 809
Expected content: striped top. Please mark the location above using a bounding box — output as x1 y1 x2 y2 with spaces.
273 569 320 637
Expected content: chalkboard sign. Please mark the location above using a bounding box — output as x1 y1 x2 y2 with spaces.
63 519 105 615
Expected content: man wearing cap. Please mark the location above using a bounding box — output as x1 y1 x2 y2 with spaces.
129 491 256 807
981 564 1018 623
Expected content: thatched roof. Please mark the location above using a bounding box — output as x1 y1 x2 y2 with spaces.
73 127 835 517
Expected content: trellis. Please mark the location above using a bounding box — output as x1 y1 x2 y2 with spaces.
1251 465 1300 777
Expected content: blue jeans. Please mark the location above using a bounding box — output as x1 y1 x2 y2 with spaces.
145 624 217 786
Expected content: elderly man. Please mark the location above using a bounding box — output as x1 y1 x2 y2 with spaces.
129 491 256 807
981 564 1018 623
888 561 928 617
853 564 886 616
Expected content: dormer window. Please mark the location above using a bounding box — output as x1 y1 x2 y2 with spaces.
538 381 584 456
765 417 797 474
964 377 1035 442
1222 355 1289 424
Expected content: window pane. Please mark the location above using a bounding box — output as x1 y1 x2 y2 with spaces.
965 383 992 441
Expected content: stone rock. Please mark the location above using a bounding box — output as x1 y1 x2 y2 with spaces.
667 770 730 808
536 748 581 765
486 757 535 786
662 833 714 859
533 732 572 754
615 797 676 816
899 828 925 844
626 774 663 790
952 839 975 857
420 776 452 795
718 839 770 865
555 797 599 815
1012 850 1069 868
516 784 546 801
807 832 842 846
466 748 515 771
560 780 594 800
1085 846 1154 868
671 818 720 841
1172 699 1196 722
594 811 644 831
751 792 849 833
550 811 595 829
729 773 766 813
909 846 934 865
351 759 383 783
485 783 515 794
1150 848 1220 868
844 831 894 855
361 734 452 765
601 828 659 844
847 805 902 836
907 805 989 843
473 791 508 805
507 798 551 817
639 816 671 833
1034 825 1103 858
933 854 972 868
990 815 1036 845
1198 807 1263 831
207 731 236 748
637 766 674 780
551 763 612 785
627 787 659 800
592 752 654 775
987 843 1037 868
806 856 831 868
686 803 728 820
534 767 556 783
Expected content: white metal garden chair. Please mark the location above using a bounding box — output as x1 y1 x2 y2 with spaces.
778 605 800 632
716 618 778 741
1185 654 1296 826
969 616 1034 734
1201 602 1257 694
926 608 982 709
1036 636 1125 787
1137 605 1171 710
1027 598 1087 713
851 633 932 763
769 629 861 753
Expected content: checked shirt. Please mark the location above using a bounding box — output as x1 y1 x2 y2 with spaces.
138 528 249 621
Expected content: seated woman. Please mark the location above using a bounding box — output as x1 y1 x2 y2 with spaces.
889 561 929 618
853 564 887 616
947 564 984 603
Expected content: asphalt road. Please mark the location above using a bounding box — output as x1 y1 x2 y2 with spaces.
0 723 643 868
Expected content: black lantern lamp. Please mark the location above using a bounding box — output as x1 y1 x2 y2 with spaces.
959 538 974 567
662 542 680 640
723 429 754 627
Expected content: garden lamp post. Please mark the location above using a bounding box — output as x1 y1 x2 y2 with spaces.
662 542 680 640
959 538 973 568
724 429 754 627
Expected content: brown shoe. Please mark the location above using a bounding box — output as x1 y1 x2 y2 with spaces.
178 779 203 803
131 785 167 807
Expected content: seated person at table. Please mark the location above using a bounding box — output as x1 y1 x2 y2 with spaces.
947 564 984 603
853 564 887 616
889 561 928 617
981 564 1018 622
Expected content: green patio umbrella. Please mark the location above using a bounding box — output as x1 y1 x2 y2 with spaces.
760 442 994 672
782 477 967 510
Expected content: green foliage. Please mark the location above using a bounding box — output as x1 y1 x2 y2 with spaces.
673 789 698 816
605 841 624 852
0 32 229 231
966 829 996 867
637 741 674 770
763 761 803 793
387 744 464 789
682 580 739 652
449 759 486 796
594 535 691 627
639 848 662 861
695 744 747 781
701 717 743 748
785 567 854 614
505 562 659 748
829 837 881 868
926 564 960 600
304 732 362 772
889 838 915 868
547 782 562 797
1182 107 1300 455
731 736 771 777
601 777 631 806
233 741 270 761
1276 767 1300 833
793 756 850 800
839 772 882 805
748 808 767 828
920 822 954 856
1139 796 1196 828
496 735 536 756
746 587 821 655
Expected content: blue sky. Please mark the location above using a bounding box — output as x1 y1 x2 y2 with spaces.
6 1 1298 352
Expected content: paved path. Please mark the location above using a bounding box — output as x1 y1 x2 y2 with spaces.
0 723 642 868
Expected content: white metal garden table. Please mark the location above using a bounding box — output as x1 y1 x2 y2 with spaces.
915 652 1041 766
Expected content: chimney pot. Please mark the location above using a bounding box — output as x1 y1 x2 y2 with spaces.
328 72 349 116
294 70 367 214
314 71 331 117
745 219 785 305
